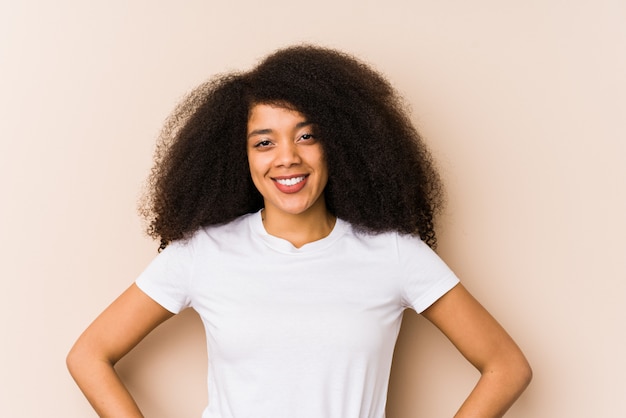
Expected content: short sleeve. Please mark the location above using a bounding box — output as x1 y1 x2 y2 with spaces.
398 235 460 313
135 239 195 314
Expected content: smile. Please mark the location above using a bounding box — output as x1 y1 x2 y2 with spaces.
275 176 306 186
272 175 309 194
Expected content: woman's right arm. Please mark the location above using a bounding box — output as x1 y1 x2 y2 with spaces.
66 283 174 418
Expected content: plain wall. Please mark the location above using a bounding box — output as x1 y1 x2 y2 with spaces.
1 0 625 416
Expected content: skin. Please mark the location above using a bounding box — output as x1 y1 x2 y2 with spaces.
246 104 335 248
67 284 172 418
67 104 531 417
423 286 532 417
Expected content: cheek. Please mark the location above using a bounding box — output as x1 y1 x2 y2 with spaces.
248 169 264 196
315 149 329 181
247 154 268 188
246 150 258 174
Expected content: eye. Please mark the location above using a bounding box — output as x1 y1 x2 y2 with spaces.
253 139 273 148
298 133 316 142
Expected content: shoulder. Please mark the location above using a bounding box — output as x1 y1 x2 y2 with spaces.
349 227 451 274
149 212 256 267
158 213 256 260
187 212 256 243
344 224 427 252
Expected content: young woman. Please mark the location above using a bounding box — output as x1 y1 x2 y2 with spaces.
67 45 532 418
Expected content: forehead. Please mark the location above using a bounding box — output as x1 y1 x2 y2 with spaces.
247 104 309 132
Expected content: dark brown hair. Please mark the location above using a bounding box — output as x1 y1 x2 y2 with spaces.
141 45 444 250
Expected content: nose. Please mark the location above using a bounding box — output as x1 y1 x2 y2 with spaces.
274 141 302 167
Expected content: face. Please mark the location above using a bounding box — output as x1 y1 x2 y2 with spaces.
246 104 329 219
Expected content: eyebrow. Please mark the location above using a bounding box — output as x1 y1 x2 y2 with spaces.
247 121 313 140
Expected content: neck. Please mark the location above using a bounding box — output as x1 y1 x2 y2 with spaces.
261 203 336 249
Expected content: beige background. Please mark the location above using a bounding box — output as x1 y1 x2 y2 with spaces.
1 0 625 417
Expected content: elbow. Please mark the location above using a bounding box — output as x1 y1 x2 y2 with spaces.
519 357 533 390
66 342 83 379
66 339 103 380
483 350 533 395
506 352 533 395
66 336 118 383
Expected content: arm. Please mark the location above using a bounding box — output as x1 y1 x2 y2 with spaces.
66 283 174 418
421 284 532 417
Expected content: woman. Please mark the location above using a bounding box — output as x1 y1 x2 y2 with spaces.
67 45 532 417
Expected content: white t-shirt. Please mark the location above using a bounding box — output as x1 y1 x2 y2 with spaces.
136 210 459 418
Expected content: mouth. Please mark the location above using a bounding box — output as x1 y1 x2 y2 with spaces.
274 176 306 186
272 174 309 193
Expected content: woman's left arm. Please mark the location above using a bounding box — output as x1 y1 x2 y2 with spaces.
421 283 532 417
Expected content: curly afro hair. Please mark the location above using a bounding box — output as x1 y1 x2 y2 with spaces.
140 45 444 250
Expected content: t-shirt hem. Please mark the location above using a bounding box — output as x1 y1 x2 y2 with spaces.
411 274 460 313
135 278 185 314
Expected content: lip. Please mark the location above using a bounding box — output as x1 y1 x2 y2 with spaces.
272 174 309 194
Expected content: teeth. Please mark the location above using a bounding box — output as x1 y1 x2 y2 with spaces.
276 176 305 186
